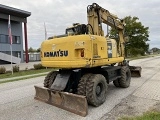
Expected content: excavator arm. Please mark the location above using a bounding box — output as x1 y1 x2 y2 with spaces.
87 3 141 76
87 3 124 34
87 3 125 57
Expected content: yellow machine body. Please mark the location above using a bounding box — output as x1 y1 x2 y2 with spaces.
35 3 141 117
41 35 124 68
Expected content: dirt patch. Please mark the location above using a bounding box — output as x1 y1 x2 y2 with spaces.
150 102 160 112
100 95 159 120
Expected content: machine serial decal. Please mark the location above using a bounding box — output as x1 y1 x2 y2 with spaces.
44 50 68 57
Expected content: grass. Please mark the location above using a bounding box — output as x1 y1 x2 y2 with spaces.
0 68 56 84
0 68 54 79
119 111 160 120
0 74 47 84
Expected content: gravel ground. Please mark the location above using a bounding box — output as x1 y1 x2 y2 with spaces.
100 95 159 120
100 56 160 120
0 56 160 120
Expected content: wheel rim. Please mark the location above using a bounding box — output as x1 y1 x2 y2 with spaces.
96 83 103 97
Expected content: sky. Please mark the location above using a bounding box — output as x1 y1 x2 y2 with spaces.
0 0 160 49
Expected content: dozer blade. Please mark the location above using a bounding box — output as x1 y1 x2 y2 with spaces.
34 85 88 117
129 66 142 77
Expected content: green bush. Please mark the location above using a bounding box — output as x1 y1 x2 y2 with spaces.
13 65 19 72
0 66 6 74
119 111 160 120
33 63 45 70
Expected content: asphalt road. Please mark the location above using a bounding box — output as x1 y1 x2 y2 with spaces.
0 56 160 120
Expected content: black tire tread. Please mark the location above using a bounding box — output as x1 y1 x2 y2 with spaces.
86 75 95 105
86 74 107 107
119 66 131 88
77 73 92 96
113 80 120 87
44 71 58 88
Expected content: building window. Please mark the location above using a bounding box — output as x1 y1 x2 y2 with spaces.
0 34 20 44
16 36 20 44
12 36 21 44
13 51 21 58
0 34 9 43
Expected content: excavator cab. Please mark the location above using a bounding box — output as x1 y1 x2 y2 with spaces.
65 23 88 35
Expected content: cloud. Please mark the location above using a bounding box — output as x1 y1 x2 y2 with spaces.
0 0 160 49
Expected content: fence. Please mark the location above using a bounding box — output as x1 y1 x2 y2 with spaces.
23 53 40 62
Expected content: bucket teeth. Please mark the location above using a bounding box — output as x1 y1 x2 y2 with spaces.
34 86 88 117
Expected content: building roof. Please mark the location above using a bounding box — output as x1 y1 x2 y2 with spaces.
0 4 31 18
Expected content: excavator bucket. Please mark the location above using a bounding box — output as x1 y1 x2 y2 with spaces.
129 66 142 77
34 86 88 117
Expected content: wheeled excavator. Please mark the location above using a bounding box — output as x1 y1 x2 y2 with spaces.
34 3 141 116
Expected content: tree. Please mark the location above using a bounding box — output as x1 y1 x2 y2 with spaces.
110 16 149 56
28 47 36 53
37 48 41 52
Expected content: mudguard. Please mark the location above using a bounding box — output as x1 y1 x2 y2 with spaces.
34 85 88 117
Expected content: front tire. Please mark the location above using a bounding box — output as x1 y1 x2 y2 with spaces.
86 74 108 107
119 66 131 88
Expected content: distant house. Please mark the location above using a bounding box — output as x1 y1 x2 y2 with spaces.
148 49 153 55
0 4 31 64
152 47 160 52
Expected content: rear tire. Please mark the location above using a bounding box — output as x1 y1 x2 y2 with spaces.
77 73 92 96
44 71 58 88
86 74 108 107
119 66 131 88
113 80 120 87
